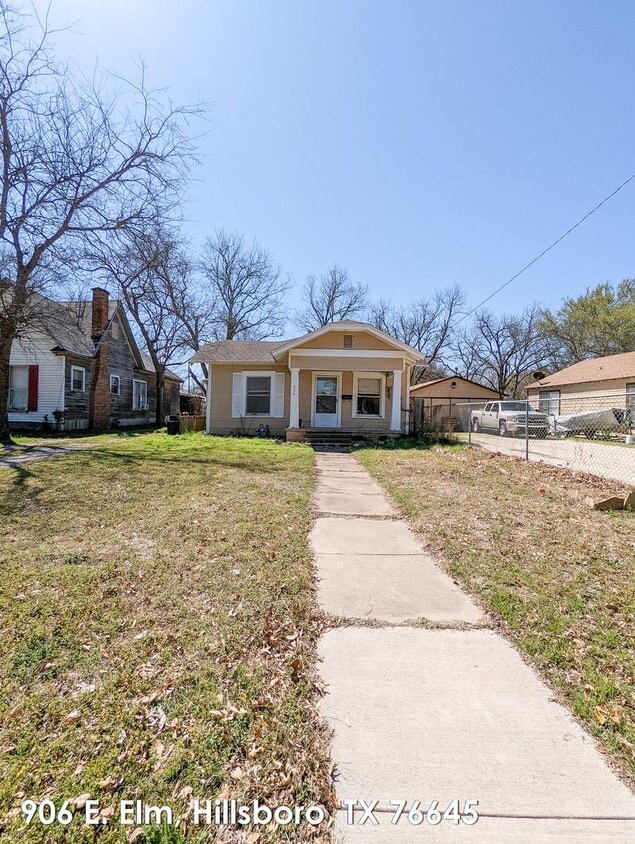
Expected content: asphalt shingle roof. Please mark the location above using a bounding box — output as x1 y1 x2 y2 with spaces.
528 351 635 389
190 339 291 364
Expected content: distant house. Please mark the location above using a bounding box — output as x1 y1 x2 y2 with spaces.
409 375 500 433
191 321 424 441
526 352 635 415
8 287 181 431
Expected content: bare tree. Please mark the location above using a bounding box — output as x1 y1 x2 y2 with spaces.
369 285 464 382
0 2 201 442
297 265 368 331
89 228 191 425
199 229 288 340
452 306 549 398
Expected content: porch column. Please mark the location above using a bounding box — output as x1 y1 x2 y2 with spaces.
390 369 402 431
290 368 300 428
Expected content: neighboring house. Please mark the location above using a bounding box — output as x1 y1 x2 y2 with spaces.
8 287 181 431
409 375 500 433
526 351 635 415
191 321 425 440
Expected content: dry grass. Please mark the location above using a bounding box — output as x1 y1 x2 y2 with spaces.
0 433 334 843
357 442 635 787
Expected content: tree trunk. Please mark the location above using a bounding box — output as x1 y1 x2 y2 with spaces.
155 366 165 428
0 333 14 444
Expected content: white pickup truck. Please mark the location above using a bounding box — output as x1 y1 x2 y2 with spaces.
471 401 549 438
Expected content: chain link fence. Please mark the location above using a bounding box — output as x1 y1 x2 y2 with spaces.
411 393 635 487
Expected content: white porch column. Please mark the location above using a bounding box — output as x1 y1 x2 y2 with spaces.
290 368 300 428
390 369 402 431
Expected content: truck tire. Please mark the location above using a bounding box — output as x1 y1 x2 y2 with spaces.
499 420 507 437
472 418 479 433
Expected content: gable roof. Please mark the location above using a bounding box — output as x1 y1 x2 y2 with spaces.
410 375 499 395
272 320 425 361
526 351 635 390
23 291 182 380
190 321 426 365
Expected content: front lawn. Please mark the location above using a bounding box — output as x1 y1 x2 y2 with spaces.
358 444 635 786
0 433 332 842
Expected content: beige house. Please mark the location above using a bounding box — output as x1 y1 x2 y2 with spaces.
410 375 500 432
191 321 425 441
526 351 635 414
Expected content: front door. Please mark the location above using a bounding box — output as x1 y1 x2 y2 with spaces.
312 374 340 428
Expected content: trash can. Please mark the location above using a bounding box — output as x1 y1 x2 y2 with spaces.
166 415 180 435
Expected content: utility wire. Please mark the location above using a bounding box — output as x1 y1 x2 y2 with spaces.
454 171 635 327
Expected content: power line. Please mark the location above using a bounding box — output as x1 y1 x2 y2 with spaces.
455 171 635 326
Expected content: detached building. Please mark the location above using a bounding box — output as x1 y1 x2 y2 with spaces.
526 352 635 415
409 375 500 433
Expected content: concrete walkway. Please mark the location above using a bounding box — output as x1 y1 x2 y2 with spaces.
311 453 635 842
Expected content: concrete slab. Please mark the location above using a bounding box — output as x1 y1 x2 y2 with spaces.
314 453 362 468
332 814 635 843
315 474 387 495
315 552 484 623
319 627 635 842
310 517 423 555
313 490 397 516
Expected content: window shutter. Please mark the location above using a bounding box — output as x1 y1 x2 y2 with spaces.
273 372 285 418
231 373 244 418
27 365 39 411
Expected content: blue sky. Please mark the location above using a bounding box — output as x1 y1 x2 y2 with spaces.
38 0 635 322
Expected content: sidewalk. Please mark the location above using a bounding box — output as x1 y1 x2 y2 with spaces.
312 453 635 842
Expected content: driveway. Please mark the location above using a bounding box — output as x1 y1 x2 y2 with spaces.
459 432 635 487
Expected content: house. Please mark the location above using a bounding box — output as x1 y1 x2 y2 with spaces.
526 351 635 415
190 321 425 441
7 287 181 431
409 375 500 433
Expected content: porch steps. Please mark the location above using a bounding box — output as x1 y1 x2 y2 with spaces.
303 430 353 453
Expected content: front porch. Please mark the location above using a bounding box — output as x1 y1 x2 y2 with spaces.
285 365 406 442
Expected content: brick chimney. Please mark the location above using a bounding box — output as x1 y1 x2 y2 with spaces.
91 287 109 337
89 287 111 429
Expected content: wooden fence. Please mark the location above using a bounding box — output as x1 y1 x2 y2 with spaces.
179 415 206 432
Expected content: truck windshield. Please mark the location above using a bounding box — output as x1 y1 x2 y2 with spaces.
500 402 529 411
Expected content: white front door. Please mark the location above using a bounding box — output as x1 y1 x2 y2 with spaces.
312 374 340 428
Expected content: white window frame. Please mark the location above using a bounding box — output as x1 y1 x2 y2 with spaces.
110 375 120 395
352 372 386 419
244 372 273 417
539 389 561 416
70 365 86 392
133 379 148 411
8 365 28 411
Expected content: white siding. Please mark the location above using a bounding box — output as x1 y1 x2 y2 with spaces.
8 333 65 424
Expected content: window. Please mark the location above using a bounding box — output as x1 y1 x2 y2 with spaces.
539 390 560 416
246 376 271 415
353 373 385 417
110 375 120 395
71 365 85 392
8 366 28 411
343 334 353 349
133 379 148 411
627 384 635 410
